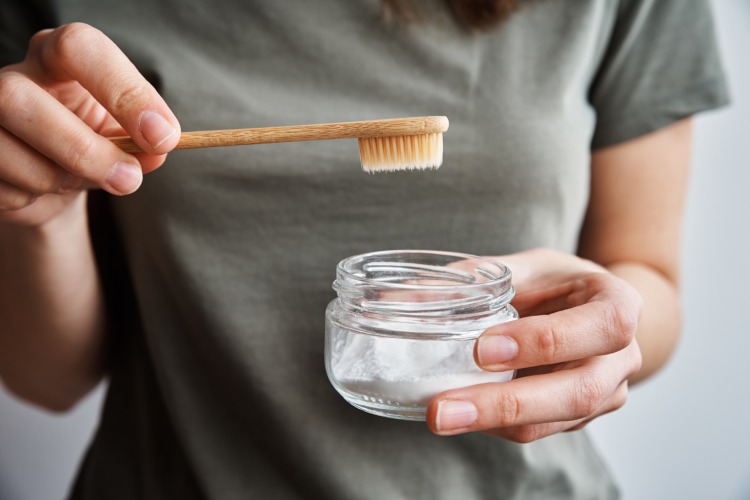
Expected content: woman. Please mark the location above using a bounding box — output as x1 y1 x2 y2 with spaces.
0 0 728 498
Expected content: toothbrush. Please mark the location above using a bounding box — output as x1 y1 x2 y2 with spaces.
110 116 449 172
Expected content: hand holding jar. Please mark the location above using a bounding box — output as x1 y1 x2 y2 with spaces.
425 248 643 443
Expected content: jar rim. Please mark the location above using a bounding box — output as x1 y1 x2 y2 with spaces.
335 249 512 291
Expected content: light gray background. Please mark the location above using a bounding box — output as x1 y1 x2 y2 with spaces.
1 1 748 499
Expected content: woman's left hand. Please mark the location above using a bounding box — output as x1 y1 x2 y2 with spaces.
426 248 643 442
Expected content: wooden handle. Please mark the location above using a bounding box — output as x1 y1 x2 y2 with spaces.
110 116 449 153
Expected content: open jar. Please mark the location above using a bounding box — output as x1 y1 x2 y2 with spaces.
325 250 518 421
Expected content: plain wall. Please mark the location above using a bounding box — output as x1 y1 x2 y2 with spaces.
1 1 748 499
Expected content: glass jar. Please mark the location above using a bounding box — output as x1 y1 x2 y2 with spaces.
325 250 518 421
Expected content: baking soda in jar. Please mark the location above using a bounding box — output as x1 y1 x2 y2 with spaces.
325 250 517 421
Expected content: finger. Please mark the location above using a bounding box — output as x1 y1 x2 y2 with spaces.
0 72 142 195
133 152 168 174
0 127 81 194
565 380 629 432
426 358 624 436
510 279 585 317
94 123 167 173
489 250 605 316
29 23 180 154
0 179 36 211
487 380 630 443
475 273 640 370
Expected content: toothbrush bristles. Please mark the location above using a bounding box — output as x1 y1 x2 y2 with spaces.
358 133 443 173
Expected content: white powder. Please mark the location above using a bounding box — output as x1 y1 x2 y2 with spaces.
330 325 513 406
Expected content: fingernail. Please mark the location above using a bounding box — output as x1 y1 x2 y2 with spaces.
59 173 83 193
106 162 142 195
477 335 518 367
139 111 177 149
436 400 478 432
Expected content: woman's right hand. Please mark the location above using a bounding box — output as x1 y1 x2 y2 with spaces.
0 22 181 227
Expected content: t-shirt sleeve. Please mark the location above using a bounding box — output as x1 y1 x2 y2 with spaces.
0 1 53 67
589 0 730 149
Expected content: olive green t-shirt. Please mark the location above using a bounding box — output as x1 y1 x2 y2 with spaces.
0 0 729 499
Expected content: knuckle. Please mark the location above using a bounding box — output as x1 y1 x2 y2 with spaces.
492 390 523 427
630 348 643 375
534 319 560 364
27 29 54 57
612 384 629 411
0 72 25 118
508 426 542 444
572 371 606 418
0 191 35 211
566 421 590 432
109 81 149 115
50 23 98 62
606 301 639 350
29 28 52 44
29 172 62 195
61 132 100 177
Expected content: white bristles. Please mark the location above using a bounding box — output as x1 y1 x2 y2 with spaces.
358 133 444 173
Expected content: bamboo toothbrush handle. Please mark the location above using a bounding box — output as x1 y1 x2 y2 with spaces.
110 116 449 154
